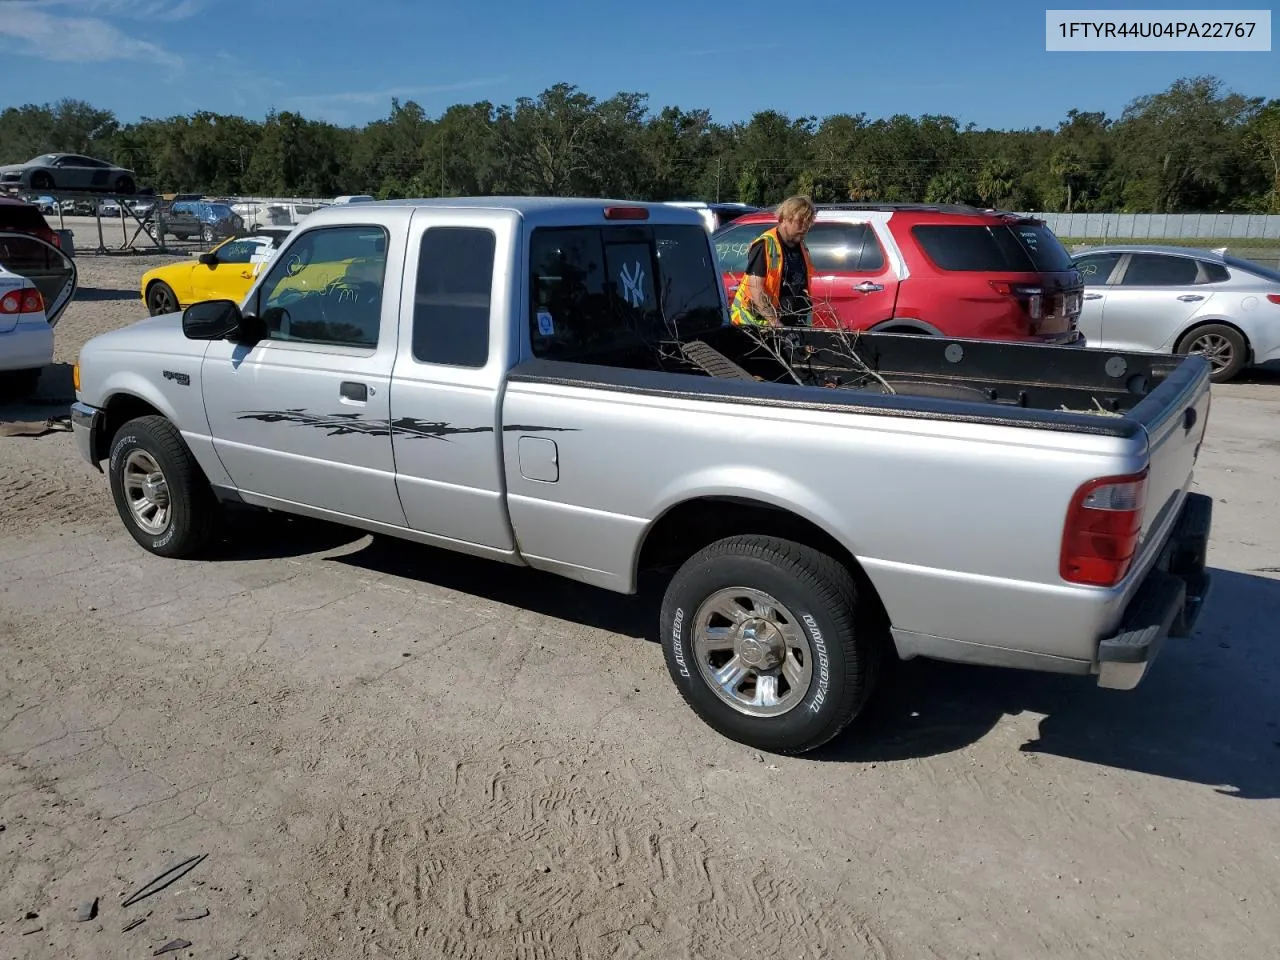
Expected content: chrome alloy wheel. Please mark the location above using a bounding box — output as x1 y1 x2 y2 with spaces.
122 449 171 535
1187 331 1234 372
691 587 814 717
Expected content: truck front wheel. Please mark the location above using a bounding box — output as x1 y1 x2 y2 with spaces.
660 534 880 755
107 415 218 558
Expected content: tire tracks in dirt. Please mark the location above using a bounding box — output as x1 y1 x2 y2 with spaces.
306 737 886 959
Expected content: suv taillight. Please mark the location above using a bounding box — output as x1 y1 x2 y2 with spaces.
0 288 45 315
990 281 1042 320
1061 469 1148 587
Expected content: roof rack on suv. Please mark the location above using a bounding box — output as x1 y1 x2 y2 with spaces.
815 202 997 215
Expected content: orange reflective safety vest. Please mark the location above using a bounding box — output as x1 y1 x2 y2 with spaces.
729 227 814 326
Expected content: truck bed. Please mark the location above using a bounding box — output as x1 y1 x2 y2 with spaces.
509 327 1206 441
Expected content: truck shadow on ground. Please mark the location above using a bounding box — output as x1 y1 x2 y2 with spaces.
326 530 668 642
819 567 1280 799
0 362 75 428
208 522 1279 799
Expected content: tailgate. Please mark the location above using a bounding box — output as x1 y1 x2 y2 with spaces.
1130 354 1213 568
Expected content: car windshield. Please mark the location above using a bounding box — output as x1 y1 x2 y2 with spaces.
529 223 725 361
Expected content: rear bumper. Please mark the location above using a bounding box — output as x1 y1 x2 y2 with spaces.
0 323 53 371
1096 491 1213 690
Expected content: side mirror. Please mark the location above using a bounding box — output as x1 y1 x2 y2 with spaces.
198 252 218 266
182 299 243 340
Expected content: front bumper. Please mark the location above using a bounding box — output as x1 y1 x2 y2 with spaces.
1096 491 1213 690
70 400 104 471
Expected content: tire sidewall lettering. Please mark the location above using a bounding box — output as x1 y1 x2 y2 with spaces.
109 435 138 473
801 612 832 714
670 607 689 677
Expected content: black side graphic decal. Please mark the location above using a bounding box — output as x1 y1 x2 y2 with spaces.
501 424 580 433
236 410 580 440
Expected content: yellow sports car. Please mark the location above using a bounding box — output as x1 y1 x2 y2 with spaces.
140 232 291 316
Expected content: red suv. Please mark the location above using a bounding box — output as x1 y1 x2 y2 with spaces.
711 203 1084 343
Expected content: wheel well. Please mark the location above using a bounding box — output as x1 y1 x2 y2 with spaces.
1175 318 1252 358
96 394 164 460
637 497 888 621
871 318 938 336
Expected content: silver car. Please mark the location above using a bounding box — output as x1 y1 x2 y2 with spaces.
1072 244 1280 383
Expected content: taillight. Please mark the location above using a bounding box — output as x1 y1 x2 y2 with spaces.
0 288 44 314
1267 294 1280 305
603 205 649 220
1060 469 1148 587
990 281 1043 320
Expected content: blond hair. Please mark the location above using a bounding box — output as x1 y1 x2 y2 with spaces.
775 195 816 223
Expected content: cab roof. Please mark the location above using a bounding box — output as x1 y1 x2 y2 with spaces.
300 195 708 229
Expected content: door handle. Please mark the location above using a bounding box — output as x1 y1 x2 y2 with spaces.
339 381 368 402
1084 293 1103 300
1177 294 1204 302
853 281 883 293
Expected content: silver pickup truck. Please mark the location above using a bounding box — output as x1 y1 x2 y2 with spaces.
71 198 1215 754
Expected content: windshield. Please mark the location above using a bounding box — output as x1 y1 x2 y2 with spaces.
529 224 725 361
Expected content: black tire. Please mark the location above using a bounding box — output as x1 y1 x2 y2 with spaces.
30 171 53 190
107 415 219 558
146 281 179 316
660 534 881 755
115 175 136 195
201 226 215 243
1176 323 1248 383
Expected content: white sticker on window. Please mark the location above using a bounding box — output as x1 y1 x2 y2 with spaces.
620 261 646 308
537 310 555 336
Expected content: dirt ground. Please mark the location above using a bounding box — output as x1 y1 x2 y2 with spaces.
1 225 1278 960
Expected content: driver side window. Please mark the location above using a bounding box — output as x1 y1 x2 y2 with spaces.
214 239 261 264
255 225 388 348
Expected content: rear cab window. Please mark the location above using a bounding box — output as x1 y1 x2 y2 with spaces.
912 221 1076 272
529 223 725 361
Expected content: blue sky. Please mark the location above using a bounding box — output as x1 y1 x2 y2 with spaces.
0 0 1275 130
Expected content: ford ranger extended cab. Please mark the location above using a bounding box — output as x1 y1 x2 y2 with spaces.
70 198 1214 755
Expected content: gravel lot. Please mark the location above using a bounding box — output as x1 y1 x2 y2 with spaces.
2 223 1278 959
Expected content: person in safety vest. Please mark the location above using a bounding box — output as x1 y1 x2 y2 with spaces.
730 195 816 327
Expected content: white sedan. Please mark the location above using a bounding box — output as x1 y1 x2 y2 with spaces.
0 233 76 397
1072 244 1280 383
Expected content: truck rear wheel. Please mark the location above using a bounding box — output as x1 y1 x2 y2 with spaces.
107 415 218 558
660 534 880 755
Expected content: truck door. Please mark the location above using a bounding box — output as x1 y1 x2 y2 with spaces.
386 208 518 554
200 215 410 527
